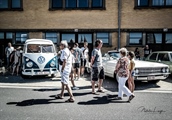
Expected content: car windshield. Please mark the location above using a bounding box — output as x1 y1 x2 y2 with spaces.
42 45 54 53
27 44 54 53
170 53 172 60
108 52 120 58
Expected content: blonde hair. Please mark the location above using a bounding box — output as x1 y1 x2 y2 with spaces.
119 48 127 56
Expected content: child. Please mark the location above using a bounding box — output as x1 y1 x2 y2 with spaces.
127 51 135 93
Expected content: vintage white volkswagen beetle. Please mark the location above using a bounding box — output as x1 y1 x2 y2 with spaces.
21 39 58 78
102 50 170 83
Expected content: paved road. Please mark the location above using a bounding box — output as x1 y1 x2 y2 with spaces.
0 73 172 120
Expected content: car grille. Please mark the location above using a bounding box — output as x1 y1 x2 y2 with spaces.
137 68 162 75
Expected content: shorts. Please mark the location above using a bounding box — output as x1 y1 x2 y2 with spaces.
81 59 87 67
61 71 70 85
131 71 135 77
91 67 105 81
74 63 80 69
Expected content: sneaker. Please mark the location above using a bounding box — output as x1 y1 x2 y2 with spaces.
128 94 135 102
72 86 79 90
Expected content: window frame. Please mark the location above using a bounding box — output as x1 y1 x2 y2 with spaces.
128 32 143 46
49 0 105 10
15 32 28 44
96 32 111 46
45 32 58 44
134 0 172 9
0 0 23 11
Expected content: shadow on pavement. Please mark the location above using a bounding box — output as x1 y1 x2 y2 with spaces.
77 95 129 105
6 98 65 107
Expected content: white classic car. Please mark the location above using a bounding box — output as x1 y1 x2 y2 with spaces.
102 50 170 83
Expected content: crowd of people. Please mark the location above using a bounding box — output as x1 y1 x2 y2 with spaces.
4 42 22 76
3 41 153 103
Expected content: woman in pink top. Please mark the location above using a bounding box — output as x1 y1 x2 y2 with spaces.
115 48 135 102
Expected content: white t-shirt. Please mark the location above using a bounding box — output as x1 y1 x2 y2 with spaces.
60 48 72 73
5 47 14 57
81 47 89 59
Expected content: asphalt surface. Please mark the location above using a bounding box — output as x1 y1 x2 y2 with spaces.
0 73 172 120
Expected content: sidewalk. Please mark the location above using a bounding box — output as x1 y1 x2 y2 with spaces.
0 72 92 89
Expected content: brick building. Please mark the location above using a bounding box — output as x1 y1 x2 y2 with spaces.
0 0 172 61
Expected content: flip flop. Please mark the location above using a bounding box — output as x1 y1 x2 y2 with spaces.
97 89 105 93
65 98 75 103
55 95 63 99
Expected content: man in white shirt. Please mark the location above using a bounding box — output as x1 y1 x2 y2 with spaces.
80 42 89 77
55 40 75 102
5 42 14 67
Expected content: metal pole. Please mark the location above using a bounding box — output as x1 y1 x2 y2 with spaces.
118 0 121 49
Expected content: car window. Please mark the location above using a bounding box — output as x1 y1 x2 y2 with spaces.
42 45 54 53
158 53 169 61
149 53 157 60
27 44 40 53
170 53 172 60
108 52 120 58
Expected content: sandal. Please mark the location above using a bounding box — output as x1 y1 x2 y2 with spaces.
55 95 64 99
65 98 75 103
97 89 104 93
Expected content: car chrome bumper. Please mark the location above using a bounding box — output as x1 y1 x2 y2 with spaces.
134 74 169 81
22 69 58 76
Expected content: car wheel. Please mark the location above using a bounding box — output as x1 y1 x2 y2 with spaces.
149 80 160 83
86 67 91 74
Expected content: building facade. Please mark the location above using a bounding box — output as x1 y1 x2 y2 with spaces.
0 0 172 61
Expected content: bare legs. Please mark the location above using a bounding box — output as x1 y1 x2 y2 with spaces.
128 74 135 93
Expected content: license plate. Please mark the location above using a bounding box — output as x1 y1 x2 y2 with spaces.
37 72 49 75
148 76 155 80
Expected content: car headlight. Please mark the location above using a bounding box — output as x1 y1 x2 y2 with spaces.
50 61 55 67
26 62 33 68
166 68 169 73
162 68 166 73
135 69 139 74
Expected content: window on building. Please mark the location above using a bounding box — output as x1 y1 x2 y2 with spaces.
15 32 28 44
137 0 149 6
165 33 172 43
62 34 75 43
0 0 8 8
135 0 172 8
0 32 4 39
78 0 89 8
78 34 92 43
152 0 164 6
0 0 22 10
92 0 103 8
147 33 162 44
6 32 13 39
66 0 77 8
96 33 109 44
129 33 142 45
154 33 162 43
45 32 58 43
50 0 104 10
166 0 172 5
52 0 63 8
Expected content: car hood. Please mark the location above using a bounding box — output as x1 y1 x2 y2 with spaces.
135 60 169 68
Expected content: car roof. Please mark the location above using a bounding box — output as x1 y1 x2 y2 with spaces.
25 39 54 44
151 51 172 53
108 50 119 53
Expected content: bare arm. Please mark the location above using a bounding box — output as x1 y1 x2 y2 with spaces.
90 56 95 67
